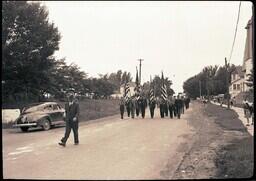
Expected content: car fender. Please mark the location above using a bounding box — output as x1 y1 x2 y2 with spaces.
37 115 52 127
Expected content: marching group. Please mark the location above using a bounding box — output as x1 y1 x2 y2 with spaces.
119 94 190 119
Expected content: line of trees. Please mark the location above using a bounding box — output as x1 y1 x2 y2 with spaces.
2 1 132 105
183 65 237 99
142 75 175 97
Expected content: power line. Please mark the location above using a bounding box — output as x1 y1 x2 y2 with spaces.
228 1 242 64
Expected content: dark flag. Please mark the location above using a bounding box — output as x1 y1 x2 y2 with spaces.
134 67 141 100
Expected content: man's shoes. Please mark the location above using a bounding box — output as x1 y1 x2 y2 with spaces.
58 142 66 147
74 142 79 145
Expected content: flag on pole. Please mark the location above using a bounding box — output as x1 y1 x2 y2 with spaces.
161 71 167 100
149 75 155 102
134 67 141 100
124 81 130 102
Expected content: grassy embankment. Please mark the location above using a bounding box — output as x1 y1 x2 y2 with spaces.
58 99 120 121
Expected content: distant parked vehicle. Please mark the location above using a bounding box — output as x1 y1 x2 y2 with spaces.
13 102 65 132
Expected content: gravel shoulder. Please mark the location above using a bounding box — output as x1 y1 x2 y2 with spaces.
162 101 254 179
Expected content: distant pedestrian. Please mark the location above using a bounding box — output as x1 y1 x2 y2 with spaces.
230 97 236 108
185 96 190 109
59 93 80 147
119 97 125 119
243 100 252 126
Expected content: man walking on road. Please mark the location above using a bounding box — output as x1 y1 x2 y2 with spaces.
59 93 80 147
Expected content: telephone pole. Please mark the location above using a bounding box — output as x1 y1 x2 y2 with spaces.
225 57 230 109
137 59 144 85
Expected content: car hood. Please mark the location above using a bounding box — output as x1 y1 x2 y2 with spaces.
20 111 48 121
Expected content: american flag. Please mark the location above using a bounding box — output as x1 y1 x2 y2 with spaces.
124 82 130 102
161 72 167 100
149 75 155 102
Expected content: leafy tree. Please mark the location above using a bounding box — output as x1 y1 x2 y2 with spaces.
183 64 237 99
150 75 174 97
2 1 61 102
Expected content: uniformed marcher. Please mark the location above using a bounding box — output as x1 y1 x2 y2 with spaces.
135 96 140 117
175 95 183 119
173 96 177 117
159 97 166 118
168 95 175 119
119 96 125 119
130 96 136 119
125 97 131 117
164 99 169 117
181 96 185 114
59 93 80 147
149 97 156 118
140 96 147 118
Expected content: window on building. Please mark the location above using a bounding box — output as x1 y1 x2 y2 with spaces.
232 74 236 81
237 84 240 90
233 84 236 90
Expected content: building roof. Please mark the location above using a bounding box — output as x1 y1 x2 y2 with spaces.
231 66 244 77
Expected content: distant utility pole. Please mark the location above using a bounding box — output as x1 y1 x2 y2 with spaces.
137 59 144 85
225 57 230 109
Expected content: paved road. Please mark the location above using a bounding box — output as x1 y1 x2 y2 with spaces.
3 103 195 180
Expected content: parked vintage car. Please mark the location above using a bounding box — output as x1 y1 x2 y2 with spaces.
13 102 65 132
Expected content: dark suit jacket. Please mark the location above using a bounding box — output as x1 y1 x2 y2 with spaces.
175 99 183 108
65 101 79 122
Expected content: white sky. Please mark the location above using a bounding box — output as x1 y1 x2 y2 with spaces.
41 1 252 94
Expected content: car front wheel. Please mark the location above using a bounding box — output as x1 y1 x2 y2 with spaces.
20 127 29 132
42 119 51 131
